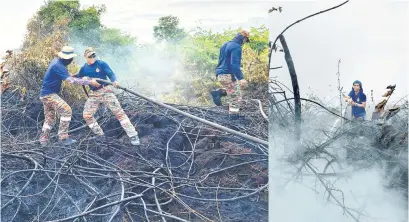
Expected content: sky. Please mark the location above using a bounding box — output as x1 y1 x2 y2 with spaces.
268 0 409 106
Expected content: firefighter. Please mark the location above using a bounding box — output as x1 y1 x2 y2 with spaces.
211 30 250 113
74 47 140 145
39 46 101 146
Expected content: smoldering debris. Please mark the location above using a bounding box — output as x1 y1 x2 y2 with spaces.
1 89 268 222
269 83 408 222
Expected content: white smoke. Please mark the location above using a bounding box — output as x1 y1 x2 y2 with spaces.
268 111 408 222
69 34 185 101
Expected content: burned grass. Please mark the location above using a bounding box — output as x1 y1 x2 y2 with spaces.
1 90 268 222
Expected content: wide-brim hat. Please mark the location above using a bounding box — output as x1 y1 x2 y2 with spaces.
57 46 77 59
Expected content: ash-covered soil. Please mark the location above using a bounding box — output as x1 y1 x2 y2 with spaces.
1 90 268 222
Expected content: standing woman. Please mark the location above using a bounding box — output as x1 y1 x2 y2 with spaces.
75 47 140 145
345 80 367 120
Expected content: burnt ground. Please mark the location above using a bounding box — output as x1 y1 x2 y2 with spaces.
1 90 268 222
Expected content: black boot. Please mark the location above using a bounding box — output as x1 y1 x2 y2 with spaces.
211 89 227 106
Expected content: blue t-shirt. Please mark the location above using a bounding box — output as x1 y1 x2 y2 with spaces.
215 35 246 81
76 60 117 91
40 58 71 97
348 90 366 118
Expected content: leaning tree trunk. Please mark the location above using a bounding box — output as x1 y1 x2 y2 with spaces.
279 34 301 142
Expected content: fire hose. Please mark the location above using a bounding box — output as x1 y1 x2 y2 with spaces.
95 79 268 146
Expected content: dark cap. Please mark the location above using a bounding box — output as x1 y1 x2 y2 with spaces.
239 30 250 43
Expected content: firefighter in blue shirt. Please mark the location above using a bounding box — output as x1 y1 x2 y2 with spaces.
74 47 140 145
345 80 367 120
39 46 100 146
211 30 250 113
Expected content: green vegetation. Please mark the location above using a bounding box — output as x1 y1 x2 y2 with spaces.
6 0 268 106
160 25 269 105
153 15 187 44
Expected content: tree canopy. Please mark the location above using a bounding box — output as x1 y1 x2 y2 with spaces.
153 15 187 43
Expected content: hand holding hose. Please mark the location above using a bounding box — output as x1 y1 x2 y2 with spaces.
82 77 100 87
112 81 119 88
90 79 101 87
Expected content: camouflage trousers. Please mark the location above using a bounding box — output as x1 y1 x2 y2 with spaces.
83 85 138 138
40 94 72 141
217 74 243 109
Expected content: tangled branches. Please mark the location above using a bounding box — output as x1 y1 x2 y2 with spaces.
269 78 408 221
1 89 268 221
